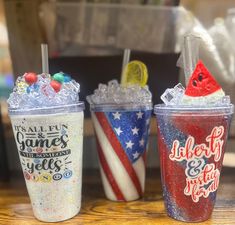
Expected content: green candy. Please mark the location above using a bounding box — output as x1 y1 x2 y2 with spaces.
53 72 64 83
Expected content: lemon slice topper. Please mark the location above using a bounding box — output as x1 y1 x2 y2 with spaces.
121 60 148 87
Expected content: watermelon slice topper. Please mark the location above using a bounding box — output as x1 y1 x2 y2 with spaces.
182 60 225 104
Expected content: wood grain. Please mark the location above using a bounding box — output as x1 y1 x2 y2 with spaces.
0 169 235 225
4 0 44 76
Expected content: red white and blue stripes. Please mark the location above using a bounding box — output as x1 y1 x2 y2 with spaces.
92 110 151 201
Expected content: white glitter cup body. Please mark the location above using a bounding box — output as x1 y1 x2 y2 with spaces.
90 103 152 201
8 102 84 222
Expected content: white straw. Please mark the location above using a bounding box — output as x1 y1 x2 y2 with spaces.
41 44 49 74
121 48 131 84
122 48 131 71
183 35 200 85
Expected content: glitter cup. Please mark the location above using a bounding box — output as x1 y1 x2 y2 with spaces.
9 102 84 222
90 103 152 201
154 104 234 222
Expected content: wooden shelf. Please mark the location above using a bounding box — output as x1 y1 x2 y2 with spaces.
0 168 235 224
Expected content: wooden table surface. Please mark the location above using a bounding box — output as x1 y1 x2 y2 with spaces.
0 168 235 225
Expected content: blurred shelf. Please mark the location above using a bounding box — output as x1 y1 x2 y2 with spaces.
40 3 183 56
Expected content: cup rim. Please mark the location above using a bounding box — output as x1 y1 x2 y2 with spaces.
154 103 234 115
89 102 153 111
8 101 85 116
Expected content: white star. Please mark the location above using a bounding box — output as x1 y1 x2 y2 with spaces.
114 127 122 136
136 111 144 119
133 151 140 159
126 140 134 149
112 112 121 120
146 118 150 125
131 127 139 135
139 138 145 146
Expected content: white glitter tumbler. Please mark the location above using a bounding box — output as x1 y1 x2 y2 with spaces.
9 103 84 222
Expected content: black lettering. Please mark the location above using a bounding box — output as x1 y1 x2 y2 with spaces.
35 163 42 171
42 159 49 170
54 160 62 172
25 139 37 148
16 131 25 151
48 158 55 170
27 127 35 132
27 162 34 173
61 134 69 148
14 126 20 131
62 124 68 130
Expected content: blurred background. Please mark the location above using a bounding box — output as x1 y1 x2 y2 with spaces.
0 0 235 181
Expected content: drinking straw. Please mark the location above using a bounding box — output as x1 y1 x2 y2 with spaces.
121 48 131 84
41 43 49 74
183 34 200 85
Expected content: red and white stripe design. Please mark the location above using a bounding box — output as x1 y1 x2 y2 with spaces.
92 112 146 201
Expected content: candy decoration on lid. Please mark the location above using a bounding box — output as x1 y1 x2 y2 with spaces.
17 81 28 94
24 72 38 85
122 60 148 87
50 80 61 92
63 74 72 82
27 83 40 94
182 60 225 104
53 72 64 83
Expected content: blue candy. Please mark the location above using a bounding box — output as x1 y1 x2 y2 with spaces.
63 74 72 83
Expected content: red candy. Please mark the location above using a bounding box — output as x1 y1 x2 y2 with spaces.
50 80 61 92
24 72 38 85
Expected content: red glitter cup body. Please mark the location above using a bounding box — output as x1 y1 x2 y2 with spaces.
154 104 234 222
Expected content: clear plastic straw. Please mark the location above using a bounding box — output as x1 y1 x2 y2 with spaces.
121 48 131 84
41 43 49 74
182 35 200 85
